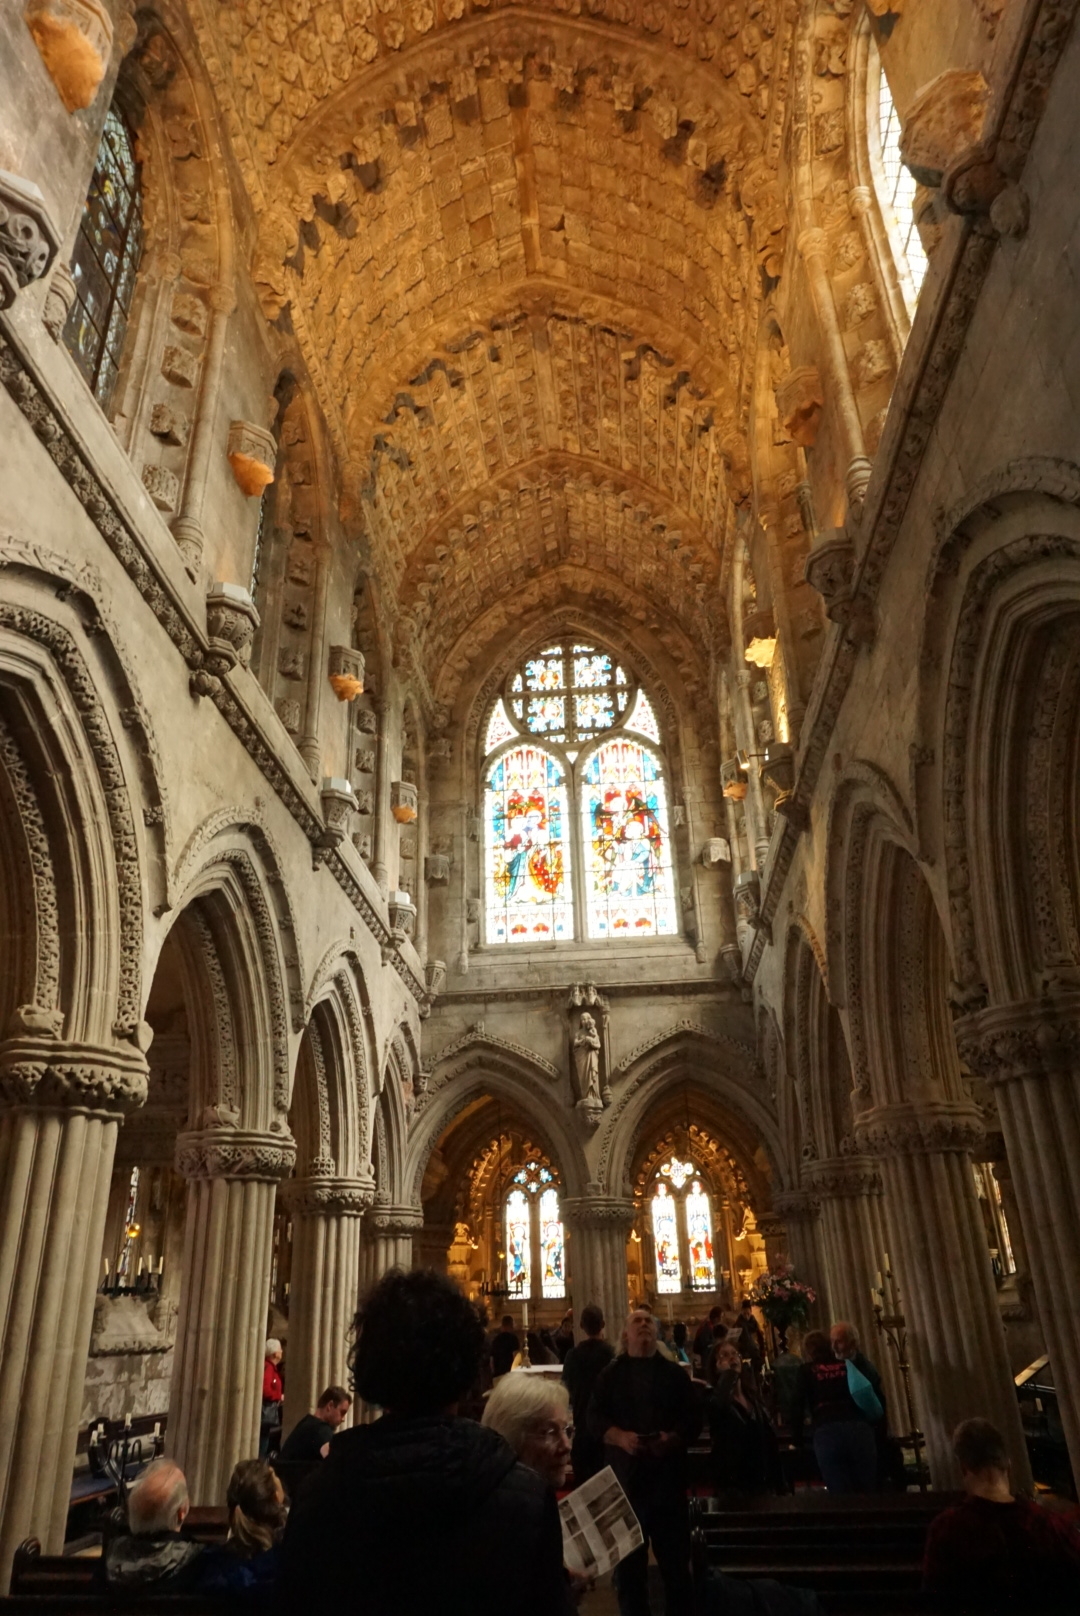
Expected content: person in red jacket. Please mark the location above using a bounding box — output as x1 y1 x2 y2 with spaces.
923 1418 1080 1613
260 1338 284 1457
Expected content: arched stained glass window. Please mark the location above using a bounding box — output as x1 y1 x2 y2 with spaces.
64 105 143 409
582 738 676 939
872 53 927 307
485 745 572 944
686 1180 716 1292
652 1182 681 1294
539 1187 566 1300
505 1188 531 1299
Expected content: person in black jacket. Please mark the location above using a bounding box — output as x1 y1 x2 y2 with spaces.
707 1340 782 1499
277 1385 352 1461
275 1269 570 1616
562 1304 615 1484
791 1330 877 1494
589 1306 700 1616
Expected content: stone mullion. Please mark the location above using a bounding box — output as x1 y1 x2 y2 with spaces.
864 1116 1031 1489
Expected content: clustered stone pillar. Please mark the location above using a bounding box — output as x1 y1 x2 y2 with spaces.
562 1198 635 1341
360 1203 423 1292
857 1103 1032 1488
168 1129 295 1506
0 1040 148 1588
280 1178 371 1437
957 993 1080 1487
805 1157 906 1429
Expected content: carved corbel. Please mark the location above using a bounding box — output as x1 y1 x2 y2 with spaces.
226 420 276 497
0 170 61 310
388 890 417 942
205 582 259 670
328 644 365 701
24 0 113 113
424 853 450 886
391 780 418 823
314 778 355 864
774 365 824 448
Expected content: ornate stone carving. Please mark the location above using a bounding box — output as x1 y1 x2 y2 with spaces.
804 531 854 620
365 1203 424 1237
276 698 301 734
425 958 446 998
23 0 112 113
772 1190 821 1222
175 1127 296 1182
149 404 189 446
205 583 259 670
424 853 450 886
328 645 365 702
0 170 60 310
774 365 824 448
388 891 417 940
855 1102 986 1159
804 1155 883 1199
701 837 731 868
0 1035 148 1116
226 420 277 497
561 1196 637 1231
279 1176 374 1217
142 464 179 514
955 993 1080 1087
161 345 197 388
391 780 418 823
317 779 356 856
41 261 76 340
900 71 990 188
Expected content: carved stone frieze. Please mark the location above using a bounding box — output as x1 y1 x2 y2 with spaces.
0 1035 148 1116
280 1176 375 1218
365 1203 424 1238
175 1127 296 1182
0 170 61 310
855 1102 986 1159
804 1155 883 1200
772 1190 821 1222
955 993 1080 1086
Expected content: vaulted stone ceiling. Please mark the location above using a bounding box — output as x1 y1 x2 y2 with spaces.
192 0 793 687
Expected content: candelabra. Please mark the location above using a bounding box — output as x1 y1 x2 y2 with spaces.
871 1259 927 1493
88 1418 165 1504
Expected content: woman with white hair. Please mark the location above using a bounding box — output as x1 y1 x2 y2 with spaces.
482 1374 573 1491
261 1338 284 1457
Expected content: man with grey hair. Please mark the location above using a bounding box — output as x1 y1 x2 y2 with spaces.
105 1458 205 1592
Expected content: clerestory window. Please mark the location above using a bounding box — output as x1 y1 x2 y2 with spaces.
869 45 927 310
483 641 677 944
63 105 143 410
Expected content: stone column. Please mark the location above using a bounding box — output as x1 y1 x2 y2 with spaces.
856 1103 1031 1488
957 994 1080 1486
771 1190 828 1324
0 1039 147 1588
359 1204 423 1291
562 1198 635 1342
168 1129 295 1505
805 1156 906 1430
172 285 236 576
371 697 392 899
279 1178 371 1438
796 228 873 512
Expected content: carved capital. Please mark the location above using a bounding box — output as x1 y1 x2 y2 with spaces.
317 778 355 854
0 1034 148 1116
900 70 990 189
855 1101 985 1159
389 890 417 941
175 1127 296 1182
561 1196 637 1232
205 582 259 669
365 1203 424 1238
0 170 61 310
955 992 1080 1087
804 1154 883 1199
280 1175 375 1217
772 1189 821 1222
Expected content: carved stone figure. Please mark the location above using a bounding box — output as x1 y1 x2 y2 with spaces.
573 1011 602 1109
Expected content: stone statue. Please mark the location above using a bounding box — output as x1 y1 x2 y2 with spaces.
573 1011 602 1108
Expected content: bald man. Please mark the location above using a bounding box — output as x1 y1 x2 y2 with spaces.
105 1458 205 1593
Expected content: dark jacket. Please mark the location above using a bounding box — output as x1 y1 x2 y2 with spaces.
791 1359 868 1438
278 1412 334 1462
707 1371 782 1495
589 1352 700 1503
198 1543 279 1605
275 1413 571 1616
491 1329 520 1378
104 1531 204 1593
923 1494 1080 1613
563 1336 615 1482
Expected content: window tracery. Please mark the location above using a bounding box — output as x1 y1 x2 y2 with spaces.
63 106 143 410
503 1160 565 1302
483 641 678 944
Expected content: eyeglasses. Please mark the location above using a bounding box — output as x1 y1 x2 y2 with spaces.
532 1421 574 1443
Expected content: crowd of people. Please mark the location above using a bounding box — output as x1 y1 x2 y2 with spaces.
96 1272 1080 1616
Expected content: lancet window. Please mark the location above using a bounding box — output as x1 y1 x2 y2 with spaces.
63 105 143 409
650 1159 717 1296
503 1160 565 1302
870 48 927 308
483 642 677 944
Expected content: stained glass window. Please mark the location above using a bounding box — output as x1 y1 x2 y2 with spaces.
652 1182 681 1294
504 644 636 748
539 1187 566 1299
486 745 573 943
875 58 927 306
626 689 661 745
485 699 516 752
660 1157 694 1192
686 1180 716 1292
582 738 677 938
506 1188 531 1298
64 106 143 409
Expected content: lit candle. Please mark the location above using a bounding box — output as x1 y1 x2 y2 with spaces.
137 1258 143 1276
875 1270 883 1294
124 1413 131 1430
104 1258 110 1277
153 1422 161 1439
157 1256 164 1275
523 1299 529 1330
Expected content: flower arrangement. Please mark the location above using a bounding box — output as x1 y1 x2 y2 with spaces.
753 1267 816 1335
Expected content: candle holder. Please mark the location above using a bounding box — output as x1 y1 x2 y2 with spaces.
88 1419 165 1504
871 1276 928 1493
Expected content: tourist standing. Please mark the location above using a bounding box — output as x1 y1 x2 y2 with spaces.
792 1330 879 1493
562 1305 615 1484
261 1339 284 1458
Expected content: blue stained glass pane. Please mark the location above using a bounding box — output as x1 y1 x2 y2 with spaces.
582 737 677 939
486 745 573 944
506 1189 531 1298
525 693 565 735
525 653 564 691
575 690 615 731
573 652 612 689
540 1188 566 1299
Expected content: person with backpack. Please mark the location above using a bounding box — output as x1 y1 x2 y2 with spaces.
791 1330 881 1493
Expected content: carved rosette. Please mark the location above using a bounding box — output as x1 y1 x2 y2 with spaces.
205 582 260 670
279 1176 375 1218
328 644 365 702
0 169 61 310
175 1127 297 1182
23 0 113 113
803 1155 883 1199
0 1034 148 1116
854 1101 986 1159
226 420 276 497
560 1196 637 1232
365 1203 424 1238
955 992 1080 1086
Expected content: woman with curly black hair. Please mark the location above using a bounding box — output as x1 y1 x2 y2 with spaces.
275 1268 571 1616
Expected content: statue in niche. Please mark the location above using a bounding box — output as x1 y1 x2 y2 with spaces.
568 983 610 1123
573 1012 602 1109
